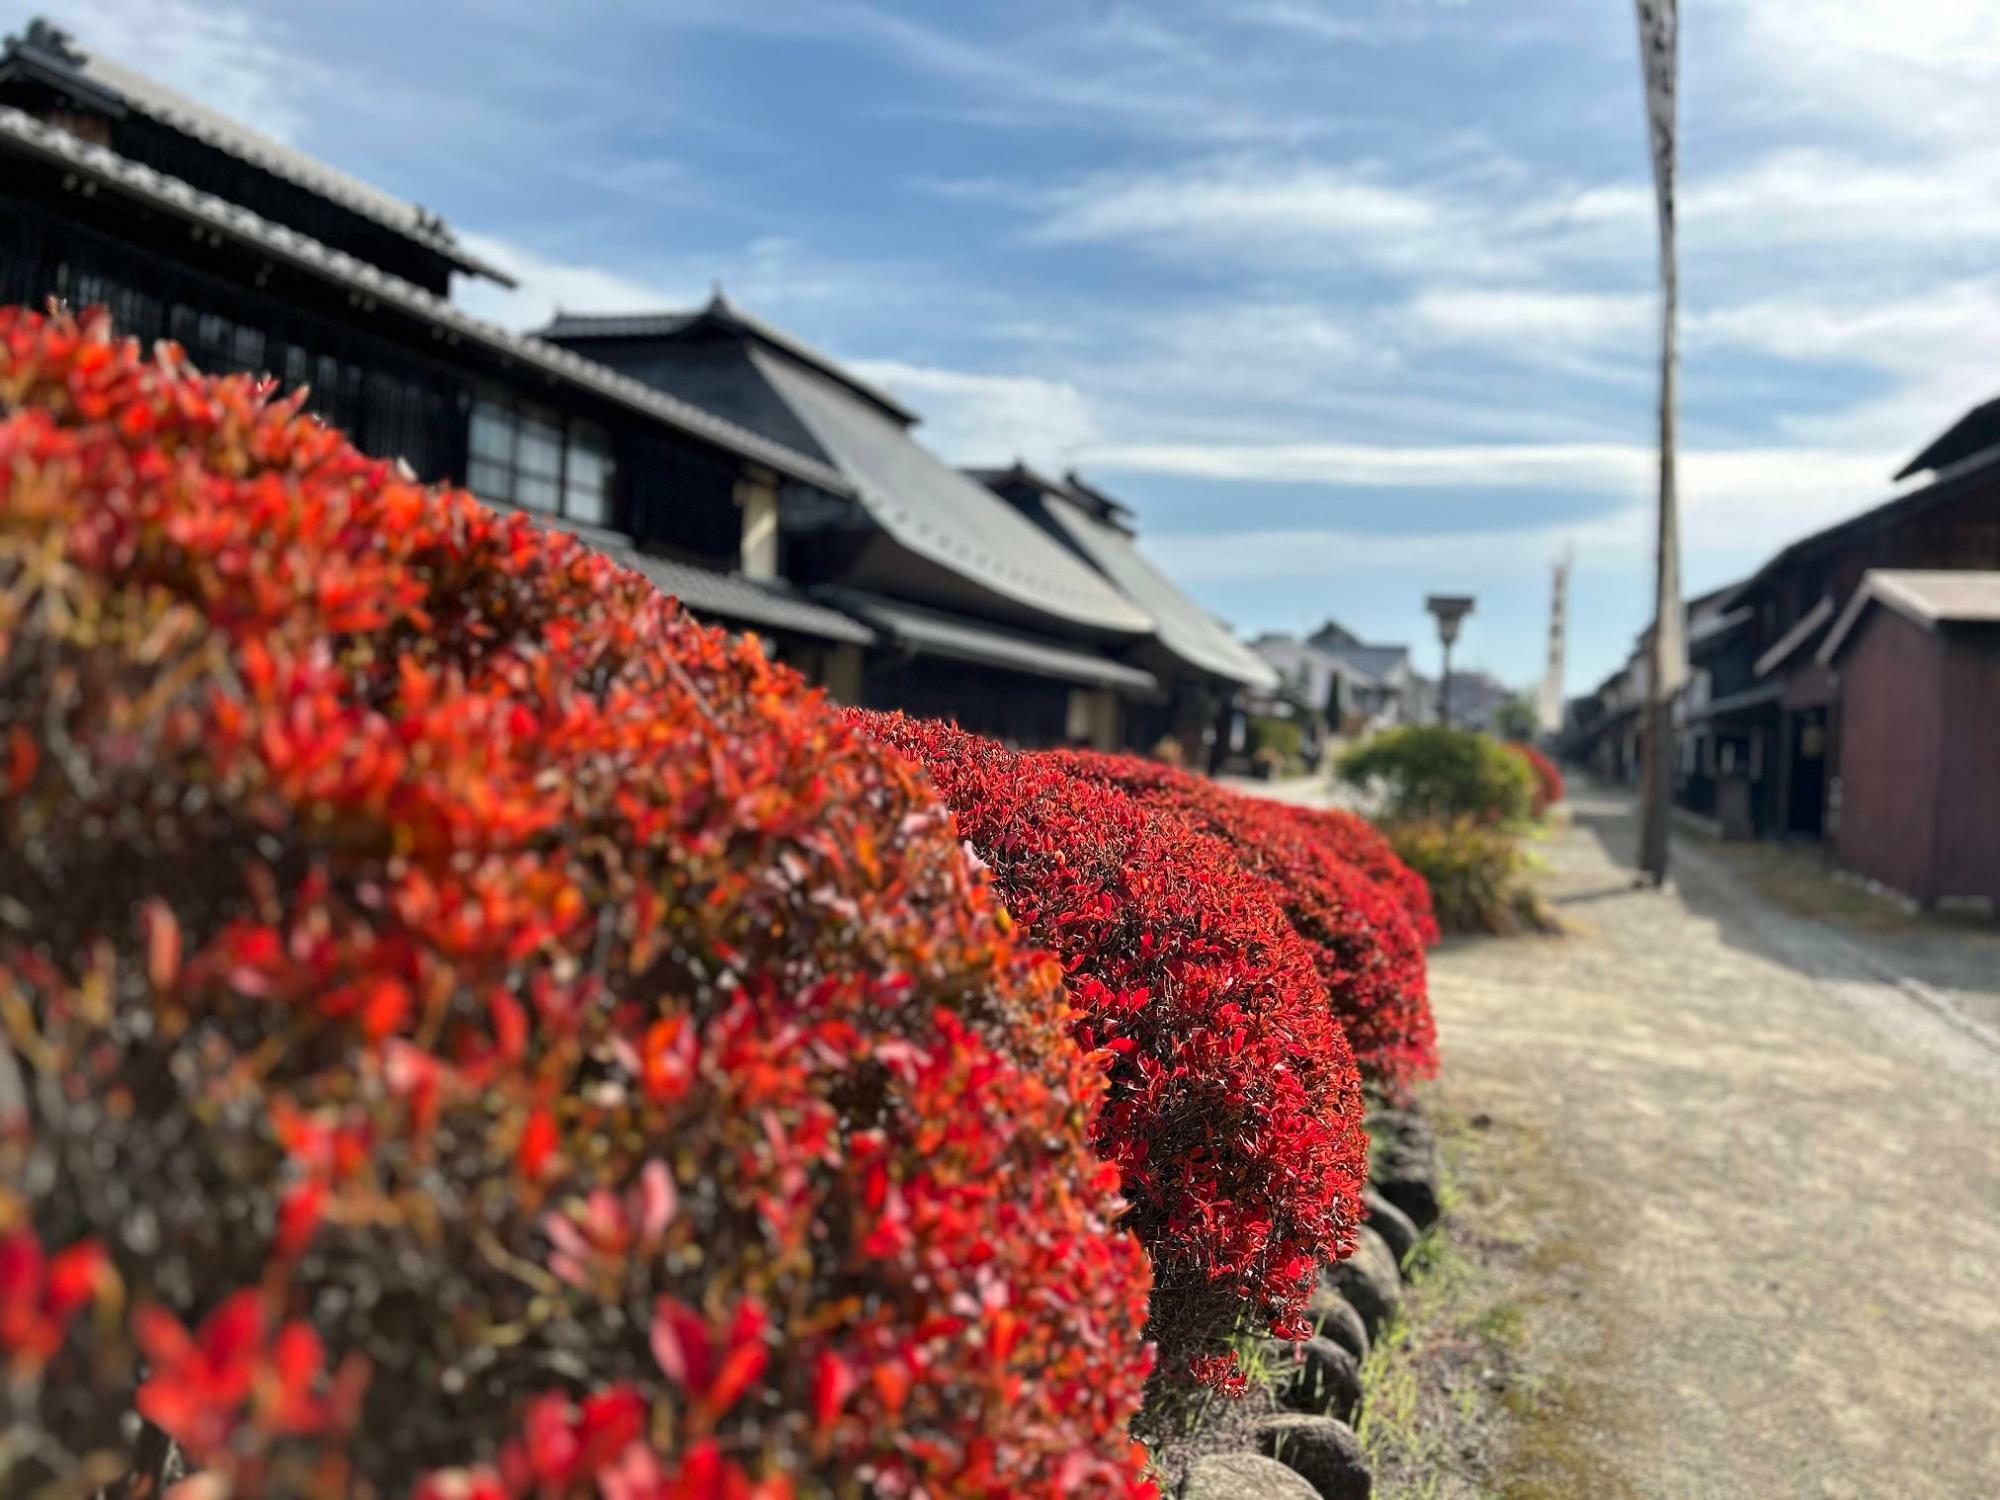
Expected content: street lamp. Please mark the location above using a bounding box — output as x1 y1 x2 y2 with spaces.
1426 594 1475 728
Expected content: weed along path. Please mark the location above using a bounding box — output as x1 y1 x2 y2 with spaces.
1424 785 2000 1497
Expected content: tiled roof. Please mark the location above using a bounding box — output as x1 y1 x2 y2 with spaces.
745 345 1154 635
0 105 855 497
544 293 919 426
1316 641 1411 680
1 18 513 285
1028 483 1278 689
828 592 1157 693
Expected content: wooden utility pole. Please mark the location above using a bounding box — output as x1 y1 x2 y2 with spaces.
1634 0 1687 885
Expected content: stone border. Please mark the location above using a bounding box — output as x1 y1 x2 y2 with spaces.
1176 1100 1441 1499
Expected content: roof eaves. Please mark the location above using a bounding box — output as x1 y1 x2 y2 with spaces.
2 20 515 286
1753 594 1836 678
0 107 852 496
825 589 1159 693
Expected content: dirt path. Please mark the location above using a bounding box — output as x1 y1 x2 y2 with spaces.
1427 787 2000 1498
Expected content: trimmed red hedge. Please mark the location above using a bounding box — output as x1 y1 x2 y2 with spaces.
1280 804 1441 947
845 714 1369 1378
1046 754 1438 1094
1508 743 1565 819
0 308 1156 1497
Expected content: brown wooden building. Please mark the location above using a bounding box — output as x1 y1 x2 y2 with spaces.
1689 423 2000 844
1816 572 2000 910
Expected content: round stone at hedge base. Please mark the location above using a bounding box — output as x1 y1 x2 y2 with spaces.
1363 1186 1420 1273
1325 1225 1402 1337
1366 1107 1442 1230
1307 1286 1369 1363
1255 1413 1373 1499
1180 1451 1321 1499
1266 1334 1362 1421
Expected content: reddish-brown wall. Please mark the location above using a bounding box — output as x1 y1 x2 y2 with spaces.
1834 608 1943 902
1934 623 2000 905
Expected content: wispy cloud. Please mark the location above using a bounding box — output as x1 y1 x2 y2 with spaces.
50 0 312 141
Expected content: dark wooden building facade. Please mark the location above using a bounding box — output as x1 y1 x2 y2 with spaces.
0 18 877 670
1708 440 2000 844
539 304 1180 750
4 17 1282 755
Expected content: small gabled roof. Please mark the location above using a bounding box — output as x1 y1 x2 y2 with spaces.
542 292 919 426
0 18 514 286
0 105 852 496
1011 474 1278 690
1818 570 2000 664
1317 640 1411 681
965 462 1136 530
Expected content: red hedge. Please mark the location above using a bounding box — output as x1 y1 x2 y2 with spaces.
1508 743 1565 818
0 308 1156 1498
1046 754 1438 1095
845 714 1369 1375
1280 804 1440 947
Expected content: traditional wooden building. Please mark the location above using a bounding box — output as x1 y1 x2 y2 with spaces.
538 303 1168 748
1703 421 2000 841
969 463 1276 762
1673 583 1760 834
0 17 875 673
1816 571 2000 909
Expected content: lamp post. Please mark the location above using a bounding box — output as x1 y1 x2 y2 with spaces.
1426 594 1475 728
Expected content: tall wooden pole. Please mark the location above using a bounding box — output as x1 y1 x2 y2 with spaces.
1635 0 1687 885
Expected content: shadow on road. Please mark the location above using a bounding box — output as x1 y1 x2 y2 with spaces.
1563 778 2000 1045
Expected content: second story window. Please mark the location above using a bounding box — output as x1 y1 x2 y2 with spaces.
468 391 614 526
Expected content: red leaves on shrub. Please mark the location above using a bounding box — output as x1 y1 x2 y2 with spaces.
1047 753 1439 1094
1508 743 1565 819
0 1230 107 1376
1280 804 1440 948
0 306 1154 1497
846 713 1368 1373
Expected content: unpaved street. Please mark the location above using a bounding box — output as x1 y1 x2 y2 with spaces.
1429 788 2000 1499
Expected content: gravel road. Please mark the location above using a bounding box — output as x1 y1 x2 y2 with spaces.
1427 787 2000 1498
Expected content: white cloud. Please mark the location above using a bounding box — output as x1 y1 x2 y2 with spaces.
1410 287 1652 352
1690 280 2000 452
54 0 310 141
849 360 1099 470
1026 159 1515 276
452 233 679 331
1095 440 1895 565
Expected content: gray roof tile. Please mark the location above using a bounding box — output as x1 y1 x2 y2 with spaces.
746 346 1154 635
1033 487 1278 689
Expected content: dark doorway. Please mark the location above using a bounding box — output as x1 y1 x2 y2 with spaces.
1786 708 1829 838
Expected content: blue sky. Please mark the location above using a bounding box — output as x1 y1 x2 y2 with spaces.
34 0 2000 690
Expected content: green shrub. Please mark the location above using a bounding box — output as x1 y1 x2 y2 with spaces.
1247 714 1304 772
1384 818 1555 936
1337 727 1533 825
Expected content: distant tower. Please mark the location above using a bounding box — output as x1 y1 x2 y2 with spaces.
1537 550 1571 737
